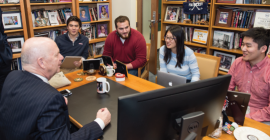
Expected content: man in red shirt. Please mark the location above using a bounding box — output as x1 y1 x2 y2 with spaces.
228 27 270 124
103 16 146 76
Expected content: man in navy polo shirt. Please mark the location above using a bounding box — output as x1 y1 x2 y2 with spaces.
55 16 89 67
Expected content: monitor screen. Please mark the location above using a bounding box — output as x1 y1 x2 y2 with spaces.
117 75 231 140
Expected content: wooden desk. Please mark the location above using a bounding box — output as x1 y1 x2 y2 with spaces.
58 70 270 140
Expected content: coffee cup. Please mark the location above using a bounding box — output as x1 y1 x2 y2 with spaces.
106 66 115 77
96 77 110 94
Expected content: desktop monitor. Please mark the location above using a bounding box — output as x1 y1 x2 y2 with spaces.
117 75 231 140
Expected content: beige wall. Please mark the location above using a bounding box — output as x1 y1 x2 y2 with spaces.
112 0 137 31
142 0 151 44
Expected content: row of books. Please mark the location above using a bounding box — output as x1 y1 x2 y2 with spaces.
190 47 206 54
34 28 67 41
89 42 105 58
79 0 107 1
177 7 210 23
231 10 253 28
212 30 242 50
32 8 72 27
30 0 71 3
81 23 97 41
11 58 22 71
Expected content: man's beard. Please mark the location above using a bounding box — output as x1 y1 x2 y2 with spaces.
117 31 131 39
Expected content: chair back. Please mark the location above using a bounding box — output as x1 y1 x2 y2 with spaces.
194 53 221 80
146 43 151 60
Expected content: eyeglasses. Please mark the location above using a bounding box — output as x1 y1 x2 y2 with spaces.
164 36 176 41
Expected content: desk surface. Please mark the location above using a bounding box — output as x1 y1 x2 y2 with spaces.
58 70 270 140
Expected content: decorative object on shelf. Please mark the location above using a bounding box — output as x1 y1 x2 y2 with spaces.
213 30 234 50
215 8 233 27
217 0 236 3
97 3 110 20
214 51 236 72
164 6 180 22
183 19 191 24
253 12 270 29
97 22 108 38
80 6 91 22
2 11 22 30
34 17 48 27
183 2 208 15
262 0 270 4
192 28 208 44
7 36 24 53
195 19 209 25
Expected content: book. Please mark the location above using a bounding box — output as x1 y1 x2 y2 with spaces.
192 29 208 44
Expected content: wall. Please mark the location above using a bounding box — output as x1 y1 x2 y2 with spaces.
112 0 137 31
142 0 151 44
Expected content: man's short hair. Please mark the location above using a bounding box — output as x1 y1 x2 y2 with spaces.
114 16 130 28
241 27 270 55
67 16 82 27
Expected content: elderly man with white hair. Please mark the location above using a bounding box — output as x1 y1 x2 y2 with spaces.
0 37 111 140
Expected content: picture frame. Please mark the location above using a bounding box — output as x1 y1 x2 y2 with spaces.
7 36 24 53
166 0 186 1
192 29 208 44
97 3 110 20
79 6 91 22
164 6 180 22
213 51 236 72
217 0 236 3
2 11 22 30
97 23 108 38
215 9 233 27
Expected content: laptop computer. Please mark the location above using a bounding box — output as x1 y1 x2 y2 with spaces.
157 71 186 87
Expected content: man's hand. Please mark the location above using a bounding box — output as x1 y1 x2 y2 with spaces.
126 63 133 69
73 60 82 68
96 108 111 126
113 63 117 69
64 96 68 105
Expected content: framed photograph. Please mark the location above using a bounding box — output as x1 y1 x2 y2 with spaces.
7 36 24 53
97 3 110 20
254 12 270 29
215 9 233 27
213 30 234 50
97 23 108 38
217 0 236 3
214 51 236 72
192 29 208 44
2 11 22 30
164 6 180 22
79 6 91 22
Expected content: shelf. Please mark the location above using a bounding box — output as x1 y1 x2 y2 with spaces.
210 47 243 54
0 4 20 6
163 21 209 28
79 1 109 3
30 2 72 5
215 3 270 7
82 20 110 24
218 70 228 75
4 29 24 33
184 42 208 48
33 24 66 30
163 1 211 5
13 53 21 59
89 38 106 44
212 26 249 32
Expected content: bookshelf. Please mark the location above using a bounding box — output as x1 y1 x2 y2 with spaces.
24 1 76 38
0 1 28 59
161 0 270 75
76 0 112 58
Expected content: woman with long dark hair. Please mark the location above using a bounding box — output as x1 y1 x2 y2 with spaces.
159 25 200 83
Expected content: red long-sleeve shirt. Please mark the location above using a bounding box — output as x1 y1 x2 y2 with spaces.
103 28 146 69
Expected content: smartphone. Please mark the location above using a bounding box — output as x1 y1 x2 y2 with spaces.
59 89 72 97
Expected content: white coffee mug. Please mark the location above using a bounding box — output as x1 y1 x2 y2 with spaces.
96 77 110 94
106 66 115 77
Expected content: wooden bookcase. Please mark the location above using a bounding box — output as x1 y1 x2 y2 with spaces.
1 1 28 59
161 0 270 75
160 0 212 55
75 0 112 58
24 1 76 38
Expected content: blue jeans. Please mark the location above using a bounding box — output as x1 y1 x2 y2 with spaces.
128 67 145 77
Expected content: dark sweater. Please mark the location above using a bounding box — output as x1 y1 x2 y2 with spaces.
55 33 89 59
103 28 146 69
